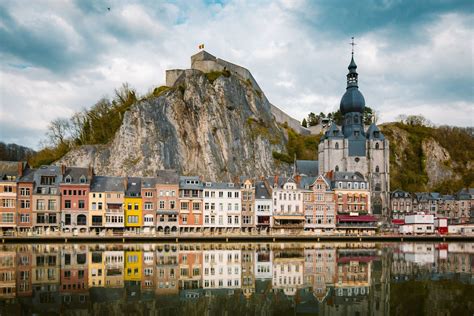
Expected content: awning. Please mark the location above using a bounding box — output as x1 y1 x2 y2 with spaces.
392 219 405 225
274 216 305 220
337 215 377 222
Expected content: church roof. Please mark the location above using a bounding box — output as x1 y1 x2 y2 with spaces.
324 122 343 139
366 123 385 140
295 160 318 177
340 87 365 114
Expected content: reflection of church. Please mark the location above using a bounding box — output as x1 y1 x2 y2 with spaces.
318 49 390 217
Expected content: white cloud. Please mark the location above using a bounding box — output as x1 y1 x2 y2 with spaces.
0 1 472 149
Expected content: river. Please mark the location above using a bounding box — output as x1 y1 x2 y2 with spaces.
0 242 472 315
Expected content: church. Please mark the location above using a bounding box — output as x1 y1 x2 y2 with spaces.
317 51 390 217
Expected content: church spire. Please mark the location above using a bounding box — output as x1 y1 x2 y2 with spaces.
347 37 358 88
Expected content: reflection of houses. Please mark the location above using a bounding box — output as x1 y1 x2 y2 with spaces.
88 248 105 287
400 243 436 264
141 247 155 292
242 248 255 298
104 249 124 288
60 245 89 310
155 244 179 295
16 245 32 297
178 244 202 289
203 249 241 289
303 247 336 302
0 247 16 298
31 245 61 313
272 249 305 296
255 247 273 280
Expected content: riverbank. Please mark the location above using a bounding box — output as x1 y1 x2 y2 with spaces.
1 234 473 243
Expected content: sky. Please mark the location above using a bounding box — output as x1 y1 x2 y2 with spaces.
0 0 473 149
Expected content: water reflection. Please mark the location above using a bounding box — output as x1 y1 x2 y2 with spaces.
0 242 473 315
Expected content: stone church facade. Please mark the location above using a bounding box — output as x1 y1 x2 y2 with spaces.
318 54 390 217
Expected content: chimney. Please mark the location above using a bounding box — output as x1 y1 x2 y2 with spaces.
17 161 24 178
123 177 128 191
61 164 66 175
87 165 94 181
273 175 279 188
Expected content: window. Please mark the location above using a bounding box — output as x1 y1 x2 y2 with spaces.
145 202 154 210
127 216 139 224
335 142 339 149
170 201 175 209
181 215 188 224
65 176 72 183
65 200 71 209
193 203 200 211
77 215 87 225
375 142 380 149
36 200 45 211
375 166 380 173
335 165 339 172
145 191 153 197
20 214 30 223
180 202 189 210
1 213 14 223
98 202 103 210
20 188 30 196
65 214 71 225
48 200 56 211
1 199 15 208
78 200 85 209
134 203 139 211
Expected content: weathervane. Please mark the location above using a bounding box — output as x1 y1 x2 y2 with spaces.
350 37 356 55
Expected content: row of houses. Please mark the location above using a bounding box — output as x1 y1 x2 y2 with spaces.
390 189 473 223
0 162 377 235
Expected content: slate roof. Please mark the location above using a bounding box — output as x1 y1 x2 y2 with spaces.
179 176 203 190
156 169 180 184
203 182 239 190
323 122 343 140
298 176 317 189
295 160 319 177
126 177 142 196
255 181 271 199
332 171 365 182
457 188 474 200
391 189 411 198
62 167 90 184
366 123 385 140
18 168 36 182
90 176 125 192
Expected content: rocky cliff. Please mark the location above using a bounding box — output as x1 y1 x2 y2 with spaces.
58 69 288 180
380 123 473 193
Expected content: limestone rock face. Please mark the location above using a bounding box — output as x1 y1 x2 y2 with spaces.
421 138 459 187
58 70 287 180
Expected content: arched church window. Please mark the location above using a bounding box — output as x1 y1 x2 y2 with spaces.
335 166 339 172
335 142 339 149
375 166 380 173
375 142 380 150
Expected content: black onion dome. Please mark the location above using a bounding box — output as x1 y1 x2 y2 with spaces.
340 87 365 114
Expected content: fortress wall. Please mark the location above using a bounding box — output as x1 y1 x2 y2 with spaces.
270 104 310 135
170 51 311 135
166 69 185 87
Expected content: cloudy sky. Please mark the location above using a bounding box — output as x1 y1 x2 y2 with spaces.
0 0 473 149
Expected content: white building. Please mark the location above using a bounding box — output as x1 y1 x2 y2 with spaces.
255 249 273 280
271 177 307 230
400 213 435 235
203 250 241 289
254 181 272 230
203 182 241 231
272 252 304 296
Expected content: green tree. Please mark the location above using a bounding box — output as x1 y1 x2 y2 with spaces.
301 118 308 128
307 112 318 126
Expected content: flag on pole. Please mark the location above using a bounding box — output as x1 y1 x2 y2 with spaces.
198 44 205 50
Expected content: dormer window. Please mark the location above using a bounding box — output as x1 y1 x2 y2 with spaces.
374 131 380 138
354 131 360 137
65 175 72 183
79 176 86 184
206 182 211 187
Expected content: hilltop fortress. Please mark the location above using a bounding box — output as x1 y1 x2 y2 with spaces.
165 50 311 135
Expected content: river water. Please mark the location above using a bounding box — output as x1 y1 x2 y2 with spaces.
0 242 472 315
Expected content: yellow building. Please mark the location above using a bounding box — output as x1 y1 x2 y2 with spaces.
124 178 142 232
124 250 142 281
88 248 105 288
